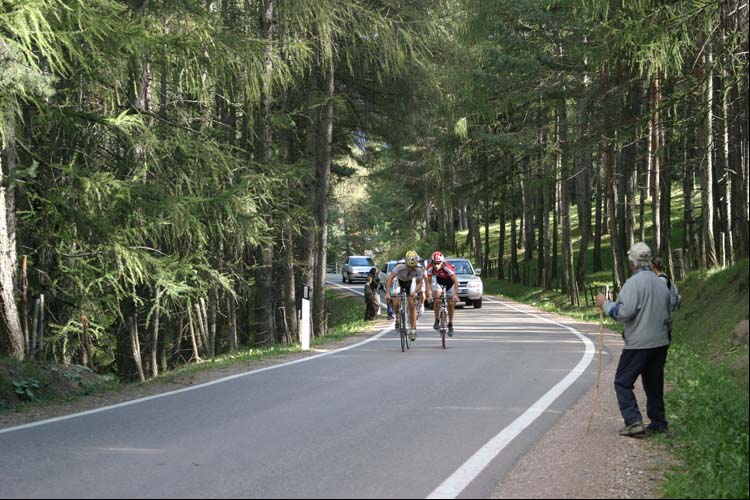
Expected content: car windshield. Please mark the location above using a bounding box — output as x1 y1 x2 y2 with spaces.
448 260 474 274
387 262 397 272
350 257 375 267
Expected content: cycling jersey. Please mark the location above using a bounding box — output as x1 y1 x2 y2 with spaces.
391 263 425 282
427 262 456 286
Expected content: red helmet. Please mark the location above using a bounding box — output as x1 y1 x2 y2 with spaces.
431 251 445 264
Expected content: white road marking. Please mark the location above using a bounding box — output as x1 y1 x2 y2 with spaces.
0 322 394 435
426 296 595 499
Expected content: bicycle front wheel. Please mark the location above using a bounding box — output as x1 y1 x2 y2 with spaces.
400 306 408 352
440 308 447 350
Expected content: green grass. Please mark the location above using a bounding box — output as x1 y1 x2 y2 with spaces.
664 345 749 498
670 260 750 379
660 260 749 499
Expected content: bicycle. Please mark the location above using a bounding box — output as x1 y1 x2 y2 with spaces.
436 285 449 350
397 288 410 352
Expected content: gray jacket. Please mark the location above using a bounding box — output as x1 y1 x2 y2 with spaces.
603 268 671 350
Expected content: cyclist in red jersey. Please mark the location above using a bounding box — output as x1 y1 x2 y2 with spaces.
425 251 460 336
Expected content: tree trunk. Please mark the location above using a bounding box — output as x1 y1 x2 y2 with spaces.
510 180 520 283
129 315 146 383
721 74 733 265
150 288 161 378
606 141 625 289
283 217 298 342
575 107 592 293
254 0 277 345
702 50 718 268
730 78 749 258
483 196 490 274
558 98 578 305
226 295 238 352
498 185 506 281
661 111 674 277
593 154 603 273
312 39 335 338
468 203 482 268
552 173 559 287
543 155 553 289
0 114 24 360
650 71 662 256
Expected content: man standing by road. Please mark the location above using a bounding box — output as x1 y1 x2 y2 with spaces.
596 242 672 437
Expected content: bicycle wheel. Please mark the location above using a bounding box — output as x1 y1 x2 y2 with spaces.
400 323 406 352
439 303 447 350
399 295 408 352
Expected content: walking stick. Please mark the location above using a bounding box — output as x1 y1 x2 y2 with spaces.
587 285 608 434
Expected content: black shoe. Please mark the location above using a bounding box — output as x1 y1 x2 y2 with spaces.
433 320 439 330
646 425 669 437
447 323 454 337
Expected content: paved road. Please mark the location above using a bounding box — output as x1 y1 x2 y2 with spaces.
0 276 599 499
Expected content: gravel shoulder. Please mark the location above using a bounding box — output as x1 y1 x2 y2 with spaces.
488 298 678 499
0 296 678 499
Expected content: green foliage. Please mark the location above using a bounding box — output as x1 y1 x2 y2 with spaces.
12 378 40 401
664 345 749 499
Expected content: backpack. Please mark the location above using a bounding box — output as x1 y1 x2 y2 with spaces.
659 273 681 311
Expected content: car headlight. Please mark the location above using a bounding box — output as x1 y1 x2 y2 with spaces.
468 282 481 288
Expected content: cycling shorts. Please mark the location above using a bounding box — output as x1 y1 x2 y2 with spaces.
433 277 455 296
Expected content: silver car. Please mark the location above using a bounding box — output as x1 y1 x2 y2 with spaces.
443 258 483 308
342 255 376 283
378 260 400 290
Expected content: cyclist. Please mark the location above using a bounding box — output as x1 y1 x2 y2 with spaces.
385 250 425 341
415 255 427 318
425 251 460 336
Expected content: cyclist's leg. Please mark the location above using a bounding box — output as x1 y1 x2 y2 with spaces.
408 279 418 331
447 284 456 323
433 287 442 320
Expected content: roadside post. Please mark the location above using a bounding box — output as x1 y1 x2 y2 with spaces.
300 285 311 351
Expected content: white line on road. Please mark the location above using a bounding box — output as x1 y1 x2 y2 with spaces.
426 296 595 499
0 324 393 436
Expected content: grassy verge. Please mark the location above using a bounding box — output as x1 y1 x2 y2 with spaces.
661 259 749 498
1 289 367 413
664 345 749 498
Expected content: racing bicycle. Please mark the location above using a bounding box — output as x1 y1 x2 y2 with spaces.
397 288 410 352
436 285 449 349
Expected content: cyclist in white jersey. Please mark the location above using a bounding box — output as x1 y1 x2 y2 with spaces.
385 250 425 341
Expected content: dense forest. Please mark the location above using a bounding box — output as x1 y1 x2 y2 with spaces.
1 0 748 381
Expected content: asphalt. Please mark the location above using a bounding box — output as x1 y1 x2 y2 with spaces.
0 276 604 499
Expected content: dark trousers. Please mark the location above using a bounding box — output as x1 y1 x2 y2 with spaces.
614 345 669 430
